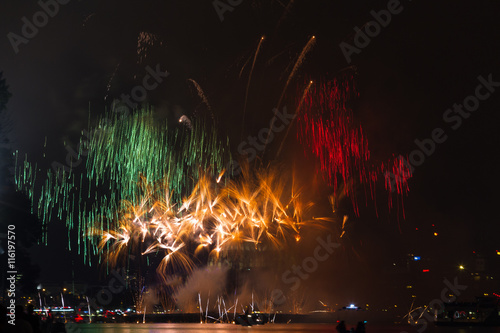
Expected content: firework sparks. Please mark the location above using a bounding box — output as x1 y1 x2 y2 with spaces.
137 32 162 64
15 109 230 263
296 71 412 216
241 36 265 135
264 36 316 151
92 165 330 281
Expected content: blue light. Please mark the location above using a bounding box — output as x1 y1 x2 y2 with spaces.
414 256 421 261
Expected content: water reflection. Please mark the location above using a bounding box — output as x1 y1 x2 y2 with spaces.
73 323 500 333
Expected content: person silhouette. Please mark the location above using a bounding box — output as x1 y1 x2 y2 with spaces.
0 305 15 333
336 320 347 333
355 321 366 333
51 320 66 333
15 305 33 333
42 309 54 333
26 305 41 333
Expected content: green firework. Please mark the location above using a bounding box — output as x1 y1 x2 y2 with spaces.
14 108 230 264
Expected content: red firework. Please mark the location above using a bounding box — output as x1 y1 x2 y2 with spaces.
296 72 411 217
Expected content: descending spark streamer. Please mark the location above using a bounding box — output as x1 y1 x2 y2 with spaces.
381 155 412 218
241 36 265 135
137 32 162 64
14 109 230 263
188 79 214 121
264 36 316 151
276 80 314 157
296 72 411 216
91 165 330 281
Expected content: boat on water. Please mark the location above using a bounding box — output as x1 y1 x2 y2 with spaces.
234 308 268 326
335 304 367 324
435 296 500 326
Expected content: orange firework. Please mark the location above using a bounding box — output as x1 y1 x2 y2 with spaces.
91 166 331 281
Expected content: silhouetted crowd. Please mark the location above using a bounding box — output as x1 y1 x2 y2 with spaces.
1 304 66 333
336 320 366 333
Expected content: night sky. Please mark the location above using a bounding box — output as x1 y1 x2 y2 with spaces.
1 0 499 307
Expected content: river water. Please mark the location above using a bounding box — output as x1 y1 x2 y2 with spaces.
69 323 500 333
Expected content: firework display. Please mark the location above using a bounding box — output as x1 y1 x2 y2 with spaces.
13 70 411 270
10 68 415 321
91 165 329 281
4 0 498 326
296 72 412 216
11 33 414 317
14 110 230 263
